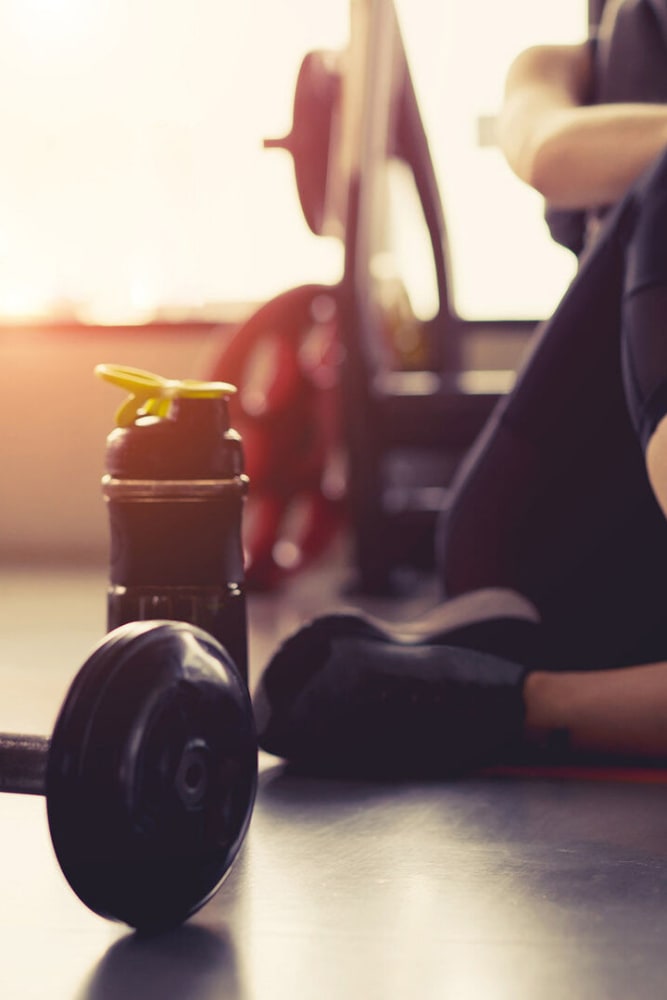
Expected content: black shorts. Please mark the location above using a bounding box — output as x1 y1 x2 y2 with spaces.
438 146 667 672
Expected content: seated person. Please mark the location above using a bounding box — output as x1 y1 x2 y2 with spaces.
253 0 667 777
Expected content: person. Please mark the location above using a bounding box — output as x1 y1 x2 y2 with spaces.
252 0 667 778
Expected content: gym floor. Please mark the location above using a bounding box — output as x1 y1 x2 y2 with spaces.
2 557 667 1000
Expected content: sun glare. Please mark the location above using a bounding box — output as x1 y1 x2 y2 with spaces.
0 0 586 325
5 0 109 49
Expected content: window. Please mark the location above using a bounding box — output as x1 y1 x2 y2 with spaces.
394 0 588 319
0 0 348 324
0 0 586 325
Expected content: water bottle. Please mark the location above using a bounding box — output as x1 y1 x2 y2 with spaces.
96 364 248 682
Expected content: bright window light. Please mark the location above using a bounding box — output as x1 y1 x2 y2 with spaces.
0 0 348 324
395 0 588 320
0 0 586 325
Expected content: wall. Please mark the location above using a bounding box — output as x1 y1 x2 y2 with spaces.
0 323 233 565
0 320 531 566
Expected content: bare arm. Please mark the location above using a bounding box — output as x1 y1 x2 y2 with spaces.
497 43 667 209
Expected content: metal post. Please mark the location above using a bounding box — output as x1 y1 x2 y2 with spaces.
0 734 49 795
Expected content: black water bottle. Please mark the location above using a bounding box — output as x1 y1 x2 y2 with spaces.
96 364 248 682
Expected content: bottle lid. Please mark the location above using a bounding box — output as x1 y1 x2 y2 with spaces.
95 364 237 428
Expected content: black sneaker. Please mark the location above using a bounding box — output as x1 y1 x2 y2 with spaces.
272 587 542 664
254 621 529 779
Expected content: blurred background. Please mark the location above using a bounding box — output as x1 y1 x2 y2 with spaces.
0 0 587 565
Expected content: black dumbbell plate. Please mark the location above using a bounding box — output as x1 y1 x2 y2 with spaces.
46 621 257 930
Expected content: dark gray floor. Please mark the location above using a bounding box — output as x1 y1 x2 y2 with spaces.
2 564 667 999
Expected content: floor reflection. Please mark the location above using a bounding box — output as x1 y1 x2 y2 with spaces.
77 924 244 1000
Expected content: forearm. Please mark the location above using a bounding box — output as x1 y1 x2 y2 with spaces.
511 103 667 209
497 42 667 211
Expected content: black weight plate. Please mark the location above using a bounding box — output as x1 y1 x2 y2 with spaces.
264 50 340 235
46 621 257 930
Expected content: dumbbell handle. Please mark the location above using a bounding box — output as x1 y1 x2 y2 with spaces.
0 734 48 795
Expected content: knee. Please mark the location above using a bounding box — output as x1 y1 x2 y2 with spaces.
646 413 667 522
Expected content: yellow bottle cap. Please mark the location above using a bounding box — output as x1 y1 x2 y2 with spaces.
95 364 237 428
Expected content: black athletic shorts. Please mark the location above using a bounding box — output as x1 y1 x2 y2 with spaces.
438 145 667 672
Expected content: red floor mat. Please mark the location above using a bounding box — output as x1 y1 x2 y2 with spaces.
480 763 667 784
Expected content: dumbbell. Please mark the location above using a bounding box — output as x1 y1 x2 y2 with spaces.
0 620 257 931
